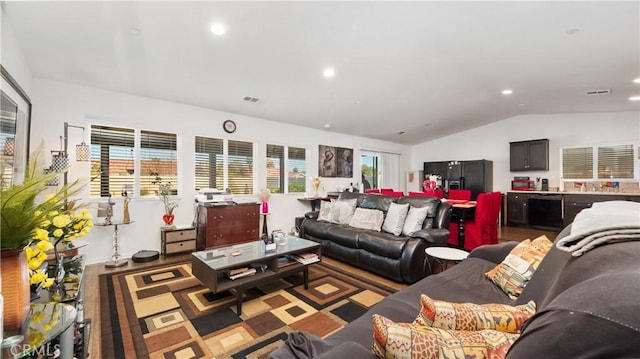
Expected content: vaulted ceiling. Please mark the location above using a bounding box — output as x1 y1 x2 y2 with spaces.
3 1 639 144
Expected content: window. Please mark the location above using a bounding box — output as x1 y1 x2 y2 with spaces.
287 146 306 193
140 130 177 196
228 140 253 194
90 125 179 198
266 144 307 194
562 144 636 180
90 125 135 197
194 137 255 194
195 136 223 190
361 153 379 189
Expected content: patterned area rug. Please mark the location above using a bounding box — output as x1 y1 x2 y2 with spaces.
100 261 397 358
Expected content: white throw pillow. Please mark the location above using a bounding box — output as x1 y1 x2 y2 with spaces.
318 200 333 222
349 208 385 231
382 202 410 236
330 198 358 224
402 206 429 236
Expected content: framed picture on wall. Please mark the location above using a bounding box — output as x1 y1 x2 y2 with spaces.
1 66 32 186
318 145 336 177
337 147 353 178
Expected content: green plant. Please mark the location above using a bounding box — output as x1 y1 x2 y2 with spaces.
0 144 86 251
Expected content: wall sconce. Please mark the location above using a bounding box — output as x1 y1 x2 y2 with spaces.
4 137 15 156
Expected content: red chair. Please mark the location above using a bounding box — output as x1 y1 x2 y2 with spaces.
379 188 394 194
409 190 444 198
365 189 380 194
447 189 472 201
389 191 404 198
448 191 501 251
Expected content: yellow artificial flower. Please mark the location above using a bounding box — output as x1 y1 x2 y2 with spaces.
31 311 46 323
40 219 51 228
27 251 47 271
52 228 64 238
34 210 42 217
36 240 53 252
52 214 71 228
30 270 48 285
48 210 59 217
32 228 49 242
41 278 54 288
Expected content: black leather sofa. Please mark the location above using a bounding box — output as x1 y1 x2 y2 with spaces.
300 192 452 283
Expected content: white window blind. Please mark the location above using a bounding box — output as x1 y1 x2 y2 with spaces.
266 144 284 193
140 130 177 196
562 147 593 179
597 144 634 179
287 146 306 193
195 136 223 190
228 140 253 194
90 125 135 197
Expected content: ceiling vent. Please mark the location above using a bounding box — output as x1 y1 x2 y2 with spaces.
243 96 259 103
585 89 611 96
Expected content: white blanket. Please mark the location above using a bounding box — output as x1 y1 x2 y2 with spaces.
555 200 640 256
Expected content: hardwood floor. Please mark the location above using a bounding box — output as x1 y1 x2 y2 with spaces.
85 226 558 357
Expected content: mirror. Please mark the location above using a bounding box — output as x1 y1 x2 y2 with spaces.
1 66 31 187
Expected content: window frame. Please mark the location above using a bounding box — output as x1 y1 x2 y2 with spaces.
194 136 257 194
560 141 639 181
265 143 307 194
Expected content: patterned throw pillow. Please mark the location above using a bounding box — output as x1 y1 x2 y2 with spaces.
413 295 536 333
349 208 385 231
329 198 357 224
382 202 410 236
317 200 333 222
485 236 553 299
401 206 429 236
372 314 519 359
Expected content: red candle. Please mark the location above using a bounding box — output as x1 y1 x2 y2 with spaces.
262 202 269 214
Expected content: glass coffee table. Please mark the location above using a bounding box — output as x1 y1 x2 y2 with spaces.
191 235 321 314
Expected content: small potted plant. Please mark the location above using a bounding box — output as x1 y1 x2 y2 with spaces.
159 182 177 227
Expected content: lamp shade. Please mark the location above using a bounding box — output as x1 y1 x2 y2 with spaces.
76 142 90 161
44 168 60 186
4 137 15 156
51 152 69 172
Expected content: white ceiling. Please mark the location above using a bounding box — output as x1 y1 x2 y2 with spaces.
2 1 639 145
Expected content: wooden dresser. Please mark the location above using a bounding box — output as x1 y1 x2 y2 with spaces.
196 203 260 250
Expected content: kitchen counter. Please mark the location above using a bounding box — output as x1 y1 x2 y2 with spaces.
507 190 640 197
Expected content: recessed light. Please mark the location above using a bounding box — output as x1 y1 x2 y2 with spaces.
629 96 640 101
323 68 335 78
210 23 226 36
502 89 513 95
324 124 331 129
634 78 640 84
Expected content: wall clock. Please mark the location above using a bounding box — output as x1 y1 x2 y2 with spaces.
223 120 236 134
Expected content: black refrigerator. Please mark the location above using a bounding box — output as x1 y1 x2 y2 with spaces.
423 159 493 200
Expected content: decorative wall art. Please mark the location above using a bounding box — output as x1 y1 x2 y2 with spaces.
319 145 353 178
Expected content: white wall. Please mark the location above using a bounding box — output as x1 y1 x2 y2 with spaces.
410 112 640 192
1 7 32 96
30 78 410 264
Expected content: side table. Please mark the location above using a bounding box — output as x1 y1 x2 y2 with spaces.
425 247 469 274
96 220 135 267
161 225 197 256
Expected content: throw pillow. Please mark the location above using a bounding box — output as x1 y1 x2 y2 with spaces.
485 238 551 299
329 198 357 224
317 200 333 222
382 202 410 236
372 314 519 359
401 206 429 236
413 295 536 333
349 208 385 231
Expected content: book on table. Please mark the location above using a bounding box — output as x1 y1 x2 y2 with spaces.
277 256 298 268
290 252 319 265
226 267 257 280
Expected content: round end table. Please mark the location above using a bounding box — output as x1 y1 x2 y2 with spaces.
425 247 469 274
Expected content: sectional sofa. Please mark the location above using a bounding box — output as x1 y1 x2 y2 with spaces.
272 201 640 358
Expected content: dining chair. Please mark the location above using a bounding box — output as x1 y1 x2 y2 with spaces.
365 189 381 194
447 191 501 251
447 189 472 201
409 190 444 198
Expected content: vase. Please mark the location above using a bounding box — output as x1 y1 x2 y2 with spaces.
162 213 175 226
312 178 321 197
0 249 30 334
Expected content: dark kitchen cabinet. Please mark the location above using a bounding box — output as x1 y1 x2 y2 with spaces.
507 192 529 226
463 160 493 201
510 139 549 171
424 161 448 179
563 194 628 227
